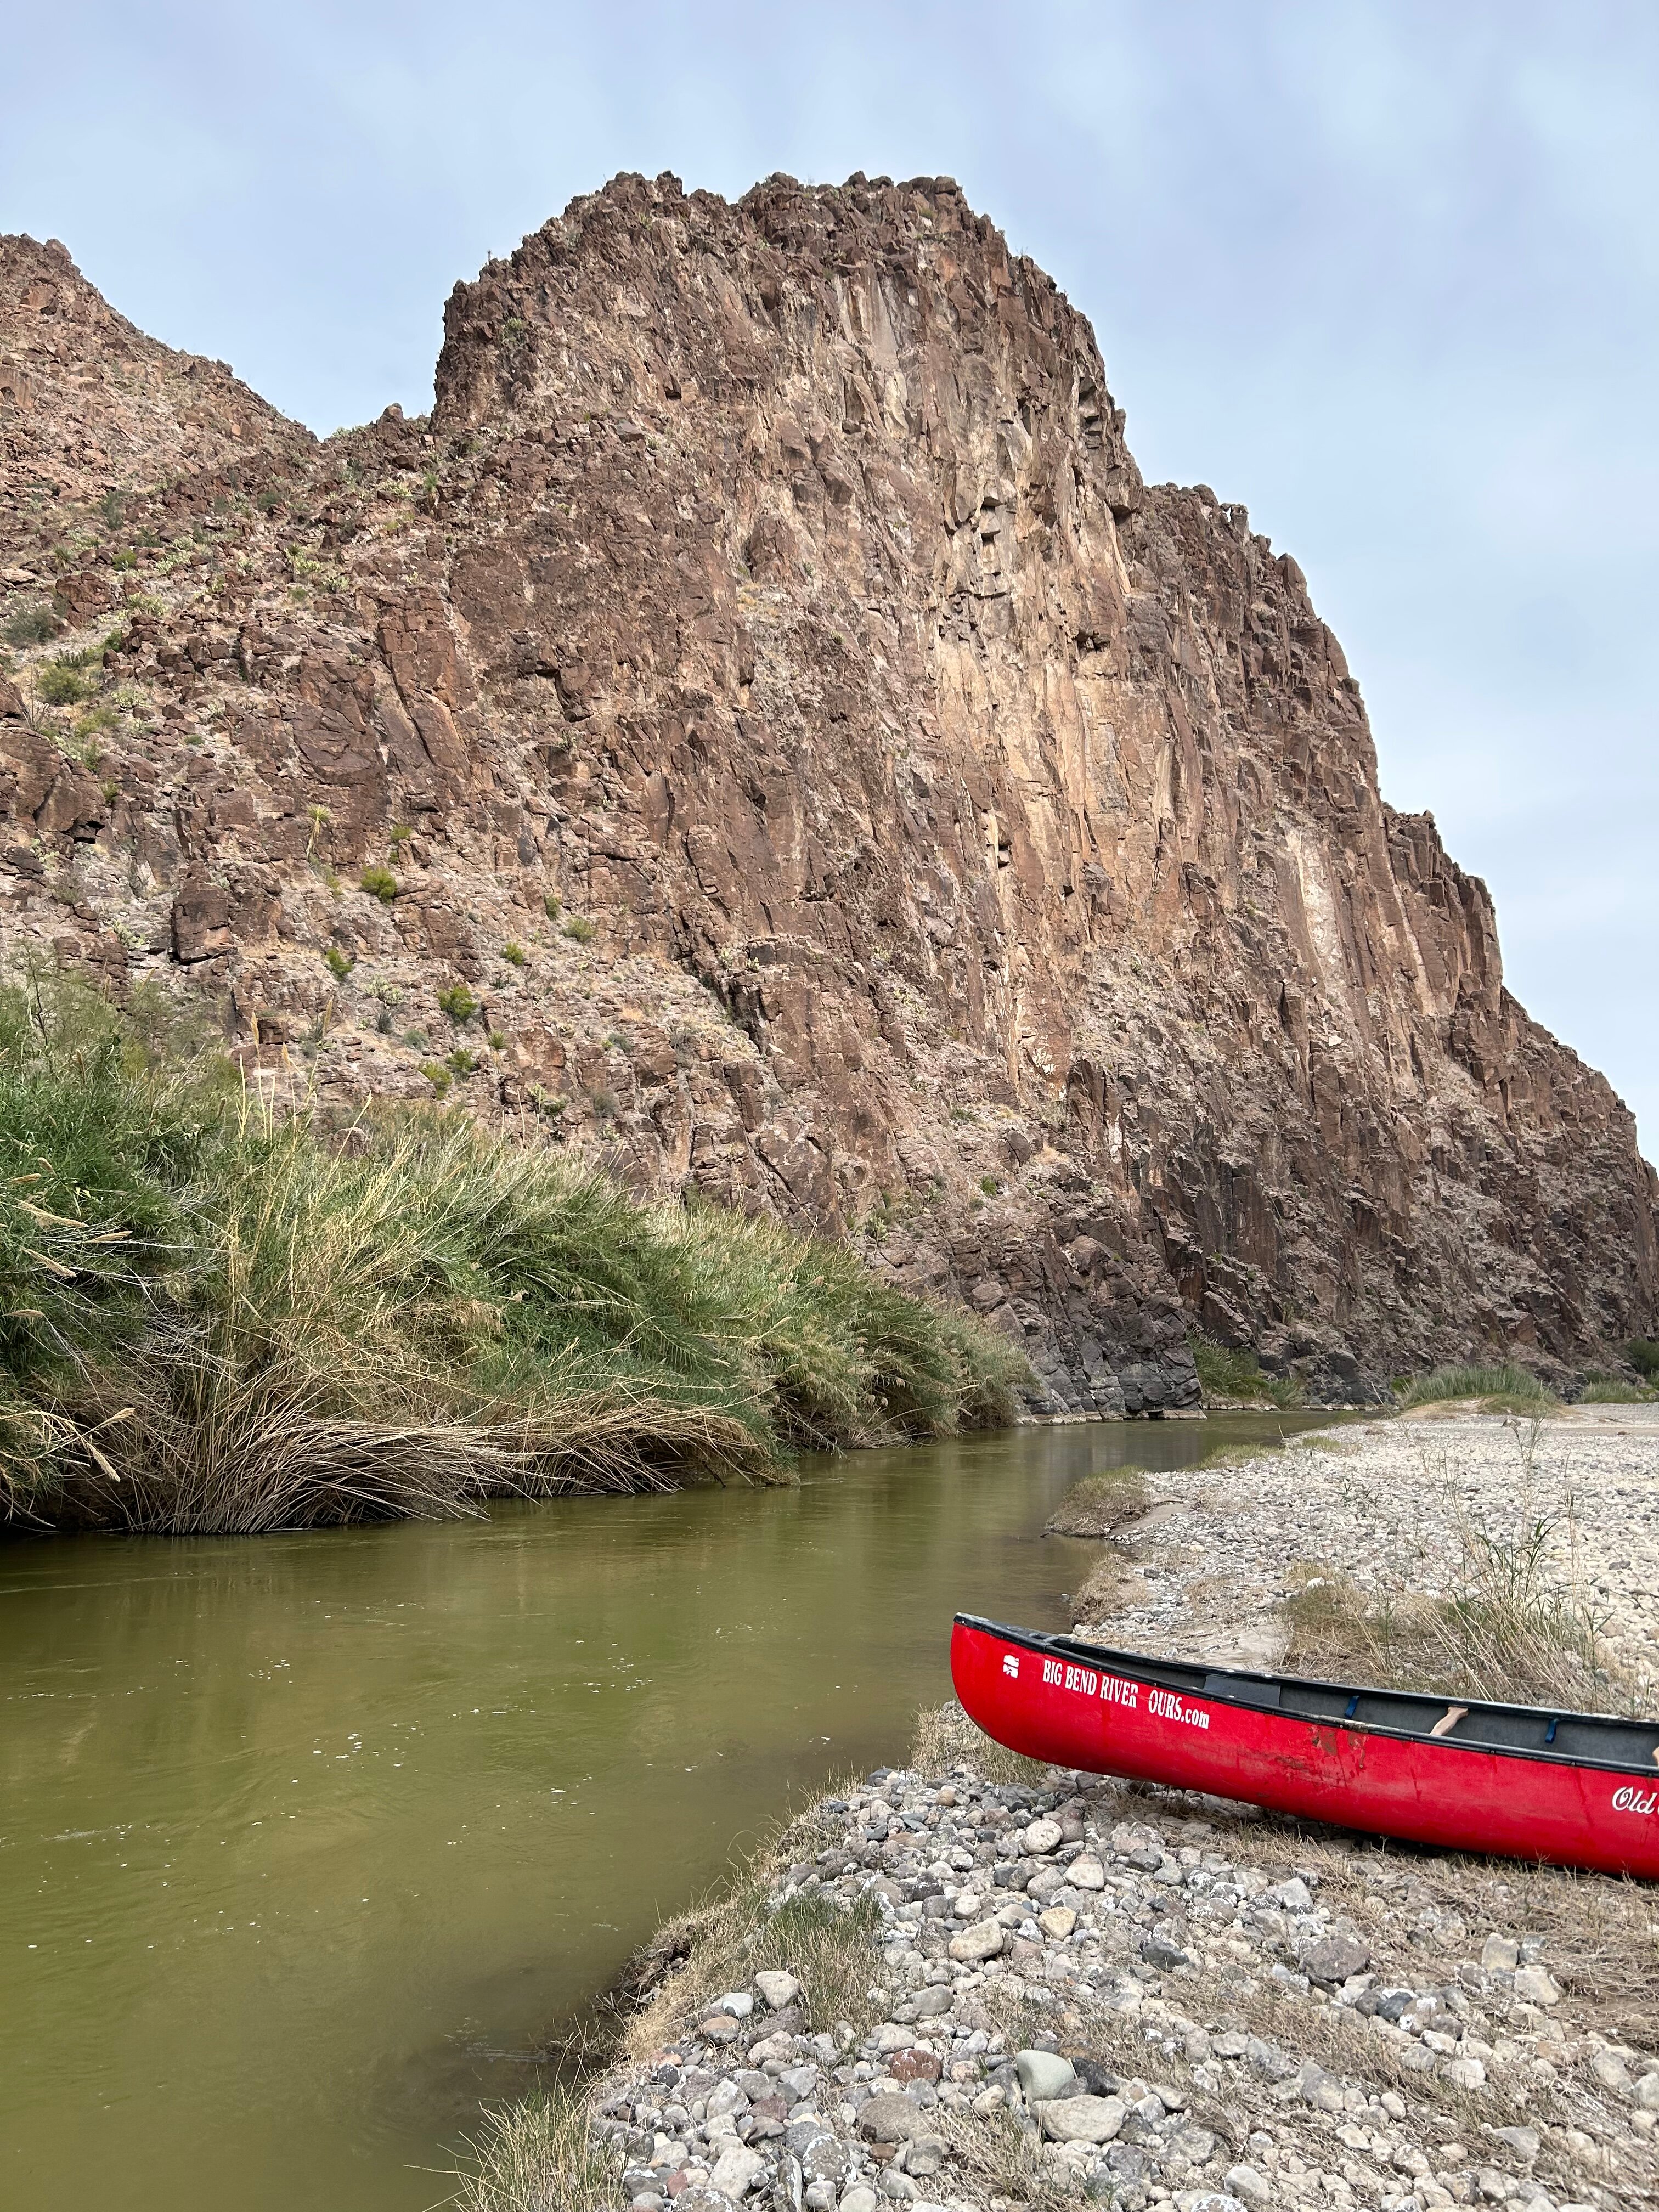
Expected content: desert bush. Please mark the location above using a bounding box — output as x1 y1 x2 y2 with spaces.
359 865 398 904
4 601 59 647
438 981 479 1023
1190 1336 1301 1408
35 658 94 706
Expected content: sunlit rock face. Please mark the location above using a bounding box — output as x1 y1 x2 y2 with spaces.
3 174 1654 1408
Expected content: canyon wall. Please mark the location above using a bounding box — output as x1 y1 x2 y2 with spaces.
3 176 1654 1408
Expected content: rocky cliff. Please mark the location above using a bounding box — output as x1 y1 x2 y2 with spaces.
2 176 1654 1409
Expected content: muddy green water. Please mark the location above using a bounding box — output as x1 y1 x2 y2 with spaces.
1 1414 1334 2210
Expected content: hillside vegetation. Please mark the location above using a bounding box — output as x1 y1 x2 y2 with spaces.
0 977 1025 1534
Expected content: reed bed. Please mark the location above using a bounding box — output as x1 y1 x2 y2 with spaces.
0 976 1026 1532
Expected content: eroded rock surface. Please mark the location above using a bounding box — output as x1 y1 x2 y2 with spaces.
2 174 1654 1407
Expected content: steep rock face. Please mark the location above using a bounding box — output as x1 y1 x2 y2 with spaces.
0 183 1653 1409
1 237 312 530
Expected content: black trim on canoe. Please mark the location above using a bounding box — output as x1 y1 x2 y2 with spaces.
955 1613 1659 1778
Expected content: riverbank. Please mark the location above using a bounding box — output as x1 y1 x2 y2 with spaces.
461 1410 1659 2212
0 977 1024 1532
476 1713 1657 2212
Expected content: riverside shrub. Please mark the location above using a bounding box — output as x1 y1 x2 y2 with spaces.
0 978 1026 1532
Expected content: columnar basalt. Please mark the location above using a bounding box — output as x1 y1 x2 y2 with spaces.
2 174 1653 1409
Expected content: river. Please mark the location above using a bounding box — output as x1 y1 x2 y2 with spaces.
0 1413 1333 2210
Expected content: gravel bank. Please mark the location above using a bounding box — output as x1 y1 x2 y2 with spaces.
1081 1407 1659 1696
588 1753 1657 2212
569 1410 1657 2212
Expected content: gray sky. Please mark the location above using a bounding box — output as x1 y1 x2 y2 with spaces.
7 2 1656 1153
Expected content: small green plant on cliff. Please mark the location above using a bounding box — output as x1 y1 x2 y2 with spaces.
437 982 478 1025
1191 1337 1301 1409
562 915 596 945
501 941 526 968
323 946 354 982
359 865 398 905
543 892 561 921
35 658 94 707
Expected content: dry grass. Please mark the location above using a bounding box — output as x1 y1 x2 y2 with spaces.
941 2103 1076 2212
1279 1503 1633 1717
910 1698 1056 1789
620 1800 884 2062
446 2083 620 2212
1043 1467 1150 1537
1074 1547 1131 1618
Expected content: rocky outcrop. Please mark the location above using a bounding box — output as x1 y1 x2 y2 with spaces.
1 179 1654 1409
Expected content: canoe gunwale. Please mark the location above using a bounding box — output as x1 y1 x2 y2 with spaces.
955 1612 1659 1781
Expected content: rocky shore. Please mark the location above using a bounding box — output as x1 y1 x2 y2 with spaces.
564 1412 1658 2212
587 1747 1656 2212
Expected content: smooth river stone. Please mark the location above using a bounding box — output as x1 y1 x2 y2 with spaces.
1039 2094 1126 2144
708 2143 766 2196
1014 2049 1079 2101
947 1918 1003 1963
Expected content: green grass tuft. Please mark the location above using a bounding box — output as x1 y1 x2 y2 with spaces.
1396 1363 1559 1412
358 865 398 904
1580 1378 1656 1404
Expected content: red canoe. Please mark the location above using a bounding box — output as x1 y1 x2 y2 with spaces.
951 1614 1659 1879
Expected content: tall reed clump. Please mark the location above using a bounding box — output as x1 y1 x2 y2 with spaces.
1189 1336 1302 1409
0 977 1028 1534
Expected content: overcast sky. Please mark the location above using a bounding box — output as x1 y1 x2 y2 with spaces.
6 2 1656 1153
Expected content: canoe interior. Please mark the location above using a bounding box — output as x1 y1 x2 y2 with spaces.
957 1614 1659 1777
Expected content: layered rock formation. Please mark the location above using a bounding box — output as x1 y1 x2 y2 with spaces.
2 177 1654 1408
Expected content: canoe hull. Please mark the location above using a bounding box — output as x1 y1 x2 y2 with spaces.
950 1616 1659 1879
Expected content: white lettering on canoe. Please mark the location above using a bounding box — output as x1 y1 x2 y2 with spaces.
1612 1785 1658 1815
1147 1686 1211 1731
1002 1652 1020 1679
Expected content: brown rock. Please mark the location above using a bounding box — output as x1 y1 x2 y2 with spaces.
856 2092 922 2142
171 875 233 963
